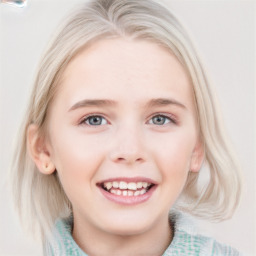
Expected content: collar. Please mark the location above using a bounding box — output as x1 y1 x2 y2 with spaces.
46 210 236 256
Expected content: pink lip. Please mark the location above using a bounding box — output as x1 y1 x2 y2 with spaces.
97 176 157 184
97 177 157 205
98 186 157 205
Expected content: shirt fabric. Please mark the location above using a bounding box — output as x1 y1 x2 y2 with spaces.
46 211 242 256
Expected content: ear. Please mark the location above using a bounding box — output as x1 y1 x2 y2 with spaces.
189 138 205 173
27 124 55 175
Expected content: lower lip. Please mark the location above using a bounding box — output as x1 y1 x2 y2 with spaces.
98 185 157 205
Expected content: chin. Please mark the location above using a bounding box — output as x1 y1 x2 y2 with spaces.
99 212 156 236
105 224 150 237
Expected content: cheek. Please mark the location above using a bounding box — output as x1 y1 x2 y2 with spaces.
145 130 196 209
49 128 106 192
150 130 195 178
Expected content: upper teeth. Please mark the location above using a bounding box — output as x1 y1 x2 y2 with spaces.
104 181 151 191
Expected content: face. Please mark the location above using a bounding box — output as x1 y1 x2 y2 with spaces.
43 38 203 236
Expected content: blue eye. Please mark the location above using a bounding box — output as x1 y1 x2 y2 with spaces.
149 115 172 125
83 116 108 126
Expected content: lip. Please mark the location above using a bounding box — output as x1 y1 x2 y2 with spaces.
97 177 158 206
97 176 157 184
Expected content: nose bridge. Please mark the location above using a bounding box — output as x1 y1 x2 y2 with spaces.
109 121 145 164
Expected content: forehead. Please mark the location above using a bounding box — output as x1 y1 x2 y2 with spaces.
57 38 194 110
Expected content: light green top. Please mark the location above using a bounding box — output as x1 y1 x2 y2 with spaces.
46 211 242 256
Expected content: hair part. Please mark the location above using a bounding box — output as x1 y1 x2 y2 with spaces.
11 0 242 245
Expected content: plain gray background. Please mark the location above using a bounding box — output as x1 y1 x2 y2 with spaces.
0 0 255 255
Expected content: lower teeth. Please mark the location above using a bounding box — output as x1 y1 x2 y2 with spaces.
109 188 147 196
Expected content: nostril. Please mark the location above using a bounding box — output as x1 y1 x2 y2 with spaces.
115 156 144 164
136 157 143 162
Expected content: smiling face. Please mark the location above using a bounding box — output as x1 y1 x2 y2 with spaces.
42 38 203 239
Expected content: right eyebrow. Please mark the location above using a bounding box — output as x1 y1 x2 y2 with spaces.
68 99 117 112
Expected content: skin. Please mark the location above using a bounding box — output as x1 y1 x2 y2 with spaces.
28 38 204 256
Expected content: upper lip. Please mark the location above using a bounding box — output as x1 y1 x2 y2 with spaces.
96 176 157 185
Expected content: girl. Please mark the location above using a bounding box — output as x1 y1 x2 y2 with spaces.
11 0 242 255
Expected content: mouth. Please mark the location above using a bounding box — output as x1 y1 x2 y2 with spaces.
100 181 155 196
97 178 157 205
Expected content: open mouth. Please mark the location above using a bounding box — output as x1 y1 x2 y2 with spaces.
99 181 155 197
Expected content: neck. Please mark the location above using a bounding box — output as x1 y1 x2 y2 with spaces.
72 213 173 256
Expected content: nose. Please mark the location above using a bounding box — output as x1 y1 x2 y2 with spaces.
109 126 146 165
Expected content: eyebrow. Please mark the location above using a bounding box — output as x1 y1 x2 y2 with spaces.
68 98 186 112
146 98 187 110
69 99 116 111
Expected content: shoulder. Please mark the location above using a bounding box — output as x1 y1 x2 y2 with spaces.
163 210 242 256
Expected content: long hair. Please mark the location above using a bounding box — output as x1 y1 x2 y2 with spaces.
11 0 242 245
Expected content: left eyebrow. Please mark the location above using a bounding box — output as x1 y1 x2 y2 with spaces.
68 99 117 112
146 98 187 110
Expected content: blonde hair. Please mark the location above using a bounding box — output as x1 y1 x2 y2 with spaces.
11 0 242 245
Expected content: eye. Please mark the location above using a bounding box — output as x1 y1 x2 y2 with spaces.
148 115 173 125
82 115 108 126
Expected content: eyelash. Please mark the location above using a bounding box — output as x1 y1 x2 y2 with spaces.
79 113 178 126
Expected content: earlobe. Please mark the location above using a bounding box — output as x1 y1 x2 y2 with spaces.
27 124 55 175
190 139 205 173
42 161 56 174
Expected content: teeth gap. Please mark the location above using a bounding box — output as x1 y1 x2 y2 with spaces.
146 184 154 191
101 184 108 191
